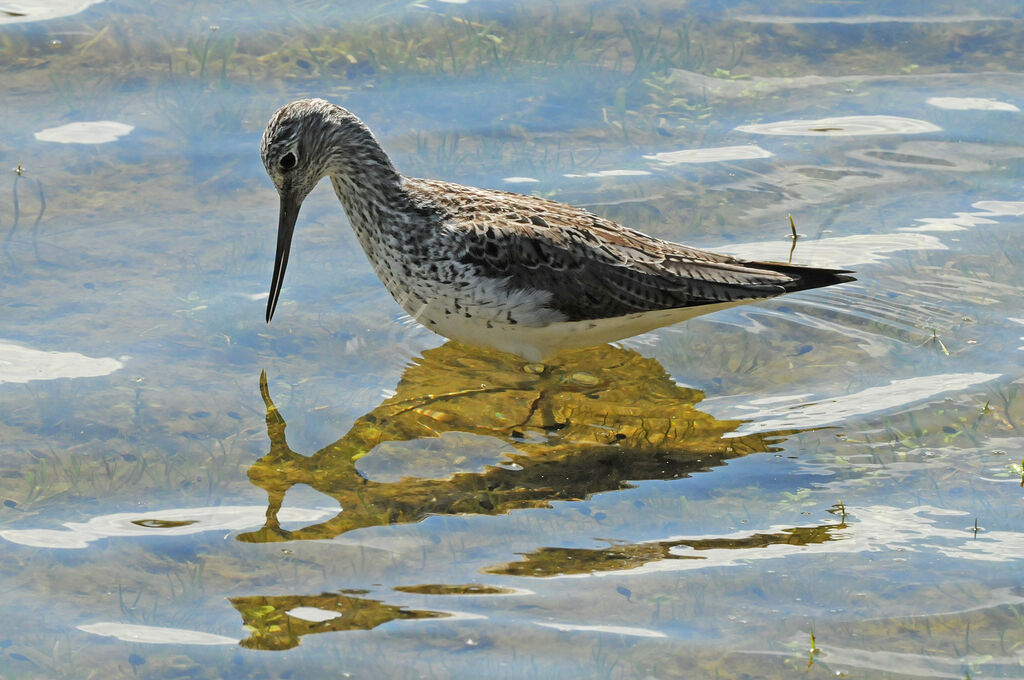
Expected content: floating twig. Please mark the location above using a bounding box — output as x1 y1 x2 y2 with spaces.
3 163 23 253
787 213 799 263
932 328 949 356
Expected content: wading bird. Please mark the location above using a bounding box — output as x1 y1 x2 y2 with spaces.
261 99 853 361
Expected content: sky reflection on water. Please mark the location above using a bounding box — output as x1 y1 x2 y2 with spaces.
1 1 1023 678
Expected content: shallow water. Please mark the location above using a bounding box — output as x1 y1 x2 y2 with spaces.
1 1 1023 678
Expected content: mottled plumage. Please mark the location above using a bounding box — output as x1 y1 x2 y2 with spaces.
261 99 854 361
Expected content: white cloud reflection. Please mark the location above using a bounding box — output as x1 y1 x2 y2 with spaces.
0 505 333 549
644 145 773 165
34 121 134 144
716 232 947 269
927 96 1020 111
736 115 940 137
286 607 344 623
536 622 667 638
900 199 1024 233
77 622 236 645
0 341 122 384
722 372 1000 436
0 0 104 25
553 504 1024 580
563 169 652 178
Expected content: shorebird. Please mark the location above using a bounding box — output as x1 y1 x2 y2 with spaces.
261 99 854 361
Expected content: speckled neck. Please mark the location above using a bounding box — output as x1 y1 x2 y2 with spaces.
318 113 432 252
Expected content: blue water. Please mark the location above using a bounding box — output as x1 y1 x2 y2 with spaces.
1 1 1023 678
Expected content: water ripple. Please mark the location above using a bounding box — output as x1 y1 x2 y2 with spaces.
0 505 333 549
722 372 999 436
717 232 947 268
536 622 667 638
644 145 773 165
927 96 1020 111
736 115 941 137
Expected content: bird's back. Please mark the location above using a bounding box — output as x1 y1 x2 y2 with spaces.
401 177 853 323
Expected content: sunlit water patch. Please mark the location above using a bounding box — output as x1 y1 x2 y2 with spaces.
643 145 773 165
900 201 1024 232
926 96 1020 111
394 583 525 595
0 0 103 25
499 504 1024 579
563 169 653 178
285 607 344 623
536 622 667 638
77 622 237 646
736 115 941 137
3 1 1024 678
33 120 134 144
0 341 122 383
718 232 947 268
718 372 1000 436
722 193 1023 268
0 505 333 548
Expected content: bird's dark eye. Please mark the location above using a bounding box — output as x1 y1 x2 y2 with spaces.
280 152 297 171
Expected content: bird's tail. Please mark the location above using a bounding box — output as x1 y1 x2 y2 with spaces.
749 261 856 293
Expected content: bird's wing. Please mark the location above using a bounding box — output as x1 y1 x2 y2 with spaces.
404 178 821 322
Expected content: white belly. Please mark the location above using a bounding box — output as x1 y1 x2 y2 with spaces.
416 299 751 361
374 262 750 361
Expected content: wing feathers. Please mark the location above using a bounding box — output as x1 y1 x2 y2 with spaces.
403 177 853 322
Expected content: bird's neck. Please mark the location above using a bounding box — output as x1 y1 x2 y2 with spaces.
321 117 433 265
328 164 413 227
328 165 433 283
320 115 404 223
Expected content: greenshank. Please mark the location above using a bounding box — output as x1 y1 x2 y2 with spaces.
261 99 854 361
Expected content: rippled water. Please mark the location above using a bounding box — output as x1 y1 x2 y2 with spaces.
2 1 1023 678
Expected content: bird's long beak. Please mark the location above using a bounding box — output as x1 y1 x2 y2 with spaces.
266 193 301 323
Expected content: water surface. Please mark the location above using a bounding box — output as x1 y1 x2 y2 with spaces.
1 1 1023 678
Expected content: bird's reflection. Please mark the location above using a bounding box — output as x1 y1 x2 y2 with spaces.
242 342 802 544
485 515 847 577
231 590 446 651
234 349 847 650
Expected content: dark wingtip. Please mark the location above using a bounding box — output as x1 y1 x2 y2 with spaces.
834 272 857 284
751 262 857 293
819 269 857 286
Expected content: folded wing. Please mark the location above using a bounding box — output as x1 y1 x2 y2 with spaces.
406 178 854 323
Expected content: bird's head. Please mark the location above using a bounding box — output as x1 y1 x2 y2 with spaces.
261 99 337 203
260 99 395 323
260 99 341 323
